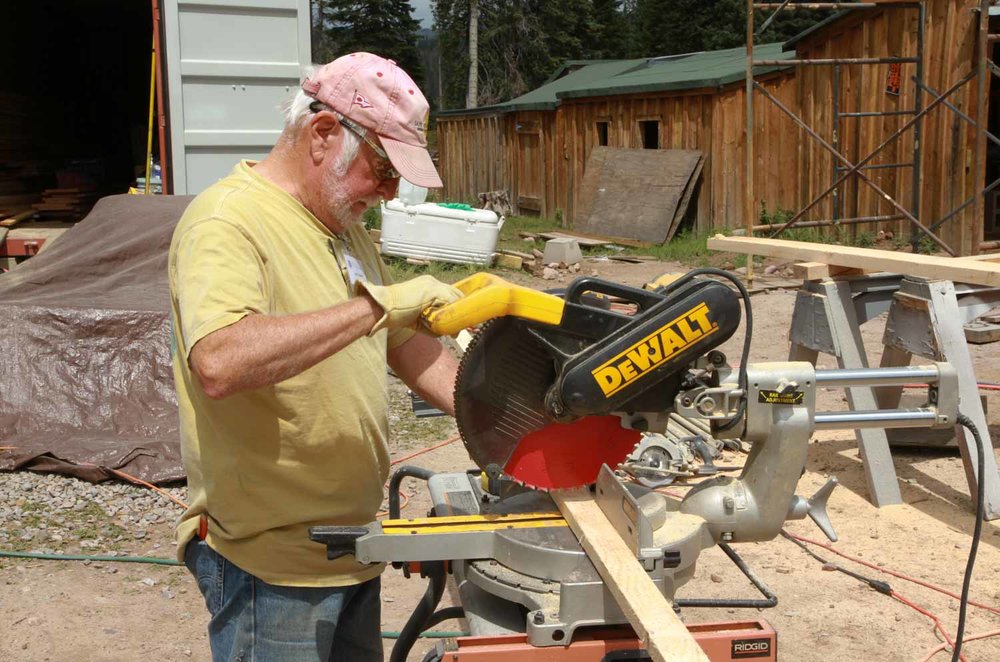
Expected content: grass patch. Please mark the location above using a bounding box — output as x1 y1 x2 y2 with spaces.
384 258 481 284
378 203 912 278
617 229 736 266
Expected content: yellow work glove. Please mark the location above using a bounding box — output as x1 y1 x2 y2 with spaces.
357 275 464 334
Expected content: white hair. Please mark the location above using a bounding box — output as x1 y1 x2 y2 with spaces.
282 75 361 175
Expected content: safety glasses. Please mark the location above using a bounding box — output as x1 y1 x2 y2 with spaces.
309 101 400 181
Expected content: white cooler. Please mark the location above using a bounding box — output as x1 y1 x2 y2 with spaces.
379 199 504 265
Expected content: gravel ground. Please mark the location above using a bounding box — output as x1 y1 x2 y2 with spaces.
0 472 187 557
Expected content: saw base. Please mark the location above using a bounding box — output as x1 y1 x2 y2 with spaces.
425 622 777 661
428 471 713 647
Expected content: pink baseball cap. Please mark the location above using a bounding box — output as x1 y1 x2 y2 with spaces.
303 52 443 188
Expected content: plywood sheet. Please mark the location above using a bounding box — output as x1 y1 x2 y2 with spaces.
574 147 704 244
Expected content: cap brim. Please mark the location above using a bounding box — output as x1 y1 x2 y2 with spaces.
380 137 443 189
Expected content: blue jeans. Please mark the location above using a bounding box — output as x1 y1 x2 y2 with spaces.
184 539 383 662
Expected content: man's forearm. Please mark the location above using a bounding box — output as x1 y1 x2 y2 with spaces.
388 332 460 417
190 295 383 398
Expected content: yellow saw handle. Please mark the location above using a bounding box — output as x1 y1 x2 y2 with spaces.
421 272 565 336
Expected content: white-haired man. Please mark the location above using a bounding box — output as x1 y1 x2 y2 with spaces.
169 53 462 661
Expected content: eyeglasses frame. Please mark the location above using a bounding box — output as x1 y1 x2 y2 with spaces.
308 100 400 181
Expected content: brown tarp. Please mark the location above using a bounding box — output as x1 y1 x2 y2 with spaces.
0 194 193 484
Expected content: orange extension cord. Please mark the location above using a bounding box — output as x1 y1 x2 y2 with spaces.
104 432 463 517
785 532 1000 660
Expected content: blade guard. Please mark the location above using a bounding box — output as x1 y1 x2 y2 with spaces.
421 273 565 336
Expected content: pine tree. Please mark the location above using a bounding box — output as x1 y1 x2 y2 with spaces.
321 1 425 85
628 0 830 58
433 0 471 109
592 0 632 60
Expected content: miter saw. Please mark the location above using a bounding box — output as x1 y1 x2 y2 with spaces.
311 271 961 661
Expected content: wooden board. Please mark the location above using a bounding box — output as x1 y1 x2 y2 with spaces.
0 209 36 228
792 262 872 280
553 488 709 662
494 253 522 270
499 248 534 260
707 235 1000 287
536 231 610 247
961 253 1000 263
965 321 1000 344
538 230 651 249
666 156 705 243
574 147 704 244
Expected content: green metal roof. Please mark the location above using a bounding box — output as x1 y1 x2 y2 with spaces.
495 58 649 110
436 43 793 118
556 43 793 101
435 58 648 116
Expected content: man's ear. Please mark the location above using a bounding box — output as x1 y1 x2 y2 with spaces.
308 111 341 164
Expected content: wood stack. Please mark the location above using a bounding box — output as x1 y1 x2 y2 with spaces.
1 93 44 225
32 186 99 219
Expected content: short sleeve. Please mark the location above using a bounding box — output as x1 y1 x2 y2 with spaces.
173 218 269 358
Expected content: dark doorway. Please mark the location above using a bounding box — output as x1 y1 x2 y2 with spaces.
639 120 659 149
596 121 610 147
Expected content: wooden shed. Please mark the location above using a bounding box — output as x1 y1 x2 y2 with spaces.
783 0 998 254
438 2 997 254
436 44 798 233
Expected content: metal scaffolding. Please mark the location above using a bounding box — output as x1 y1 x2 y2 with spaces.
744 0 998 275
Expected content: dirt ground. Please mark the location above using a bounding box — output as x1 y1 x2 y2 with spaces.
2 257 999 661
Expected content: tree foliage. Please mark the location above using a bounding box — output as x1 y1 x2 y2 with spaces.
308 1 832 109
632 0 832 57
312 1 424 85
434 0 605 108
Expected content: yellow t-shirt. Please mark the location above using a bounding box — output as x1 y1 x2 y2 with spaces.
169 160 413 586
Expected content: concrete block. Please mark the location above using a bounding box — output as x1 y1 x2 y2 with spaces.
543 237 582 265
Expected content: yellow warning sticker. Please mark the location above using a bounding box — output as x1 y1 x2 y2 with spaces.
757 390 804 405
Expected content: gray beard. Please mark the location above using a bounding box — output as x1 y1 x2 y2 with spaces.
322 166 366 229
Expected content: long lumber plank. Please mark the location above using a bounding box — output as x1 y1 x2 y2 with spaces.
960 253 1000 263
552 489 709 662
707 235 1000 287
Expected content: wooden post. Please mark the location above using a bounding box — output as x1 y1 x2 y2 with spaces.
745 0 756 284
971 0 990 255
553 489 710 662
466 0 479 109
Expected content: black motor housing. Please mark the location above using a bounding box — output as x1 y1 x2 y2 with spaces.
552 277 741 417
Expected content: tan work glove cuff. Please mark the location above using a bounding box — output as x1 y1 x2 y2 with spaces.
355 280 394 336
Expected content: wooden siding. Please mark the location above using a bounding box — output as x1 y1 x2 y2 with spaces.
437 73 798 230
437 0 990 253
437 113 507 205
793 0 986 253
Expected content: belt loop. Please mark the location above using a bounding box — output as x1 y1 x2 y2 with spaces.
198 514 208 540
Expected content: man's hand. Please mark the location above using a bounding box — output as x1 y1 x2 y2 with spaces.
358 275 463 333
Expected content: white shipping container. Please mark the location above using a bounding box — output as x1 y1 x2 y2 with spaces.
379 200 504 266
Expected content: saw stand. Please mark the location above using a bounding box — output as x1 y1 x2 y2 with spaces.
788 273 1000 519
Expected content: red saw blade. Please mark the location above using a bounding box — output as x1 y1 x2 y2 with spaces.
503 416 642 490
454 316 642 491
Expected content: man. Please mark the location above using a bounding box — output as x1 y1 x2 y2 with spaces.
169 52 463 661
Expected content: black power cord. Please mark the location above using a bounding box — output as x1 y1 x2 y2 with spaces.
952 414 986 662
781 414 986 662
660 267 754 431
780 530 892 596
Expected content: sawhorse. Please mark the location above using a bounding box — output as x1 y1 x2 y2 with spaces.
788 274 1000 520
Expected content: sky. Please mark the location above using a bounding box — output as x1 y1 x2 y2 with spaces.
411 0 433 28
